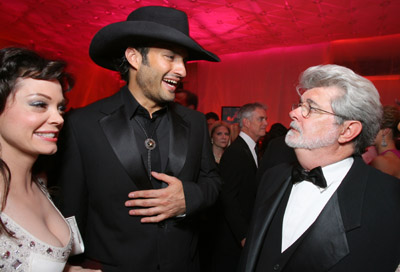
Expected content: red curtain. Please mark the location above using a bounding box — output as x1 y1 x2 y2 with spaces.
19 34 400 130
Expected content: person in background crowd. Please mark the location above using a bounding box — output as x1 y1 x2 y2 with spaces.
199 120 230 271
210 121 231 165
239 64 400 272
174 88 198 110
258 122 288 159
212 103 267 271
205 111 220 131
52 6 221 272
256 134 297 185
0 47 98 272
370 105 400 178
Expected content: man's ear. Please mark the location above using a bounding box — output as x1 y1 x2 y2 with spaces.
125 47 141 70
242 118 250 129
338 120 362 144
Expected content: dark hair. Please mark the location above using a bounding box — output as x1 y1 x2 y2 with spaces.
175 89 198 110
0 47 73 235
205 112 219 121
381 105 400 139
0 47 73 114
115 47 149 83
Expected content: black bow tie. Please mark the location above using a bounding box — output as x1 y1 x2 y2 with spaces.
291 163 327 188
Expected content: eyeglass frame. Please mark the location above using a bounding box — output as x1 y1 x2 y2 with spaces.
292 102 349 120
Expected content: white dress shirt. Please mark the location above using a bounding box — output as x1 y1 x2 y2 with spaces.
239 131 258 167
281 157 354 252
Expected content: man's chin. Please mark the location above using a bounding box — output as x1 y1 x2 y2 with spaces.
285 134 299 148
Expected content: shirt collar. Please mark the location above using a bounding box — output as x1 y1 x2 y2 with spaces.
122 87 167 119
239 131 256 149
321 157 354 187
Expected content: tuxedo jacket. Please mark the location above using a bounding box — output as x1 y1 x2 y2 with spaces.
239 156 400 272
53 87 221 272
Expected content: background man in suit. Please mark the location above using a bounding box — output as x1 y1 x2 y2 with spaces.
212 102 267 271
239 64 400 271
53 6 221 272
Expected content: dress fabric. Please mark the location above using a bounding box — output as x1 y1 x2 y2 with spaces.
379 149 400 159
0 183 72 272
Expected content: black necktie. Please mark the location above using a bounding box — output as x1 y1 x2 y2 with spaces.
291 163 327 188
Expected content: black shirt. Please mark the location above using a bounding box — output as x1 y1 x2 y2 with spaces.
122 87 169 188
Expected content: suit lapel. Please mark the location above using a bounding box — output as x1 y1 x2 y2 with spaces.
336 157 366 231
245 175 291 271
236 136 257 169
288 192 349 271
287 157 367 271
99 99 153 190
164 106 188 176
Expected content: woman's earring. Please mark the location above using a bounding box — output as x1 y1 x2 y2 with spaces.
381 134 388 147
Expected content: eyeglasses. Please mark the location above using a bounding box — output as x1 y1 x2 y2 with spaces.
292 102 348 119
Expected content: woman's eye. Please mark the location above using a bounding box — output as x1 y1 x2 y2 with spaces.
58 105 67 114
30 101 47 108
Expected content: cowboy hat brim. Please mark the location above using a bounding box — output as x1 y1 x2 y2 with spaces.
89 20 220 70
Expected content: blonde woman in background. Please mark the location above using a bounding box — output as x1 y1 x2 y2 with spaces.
210 121 231 164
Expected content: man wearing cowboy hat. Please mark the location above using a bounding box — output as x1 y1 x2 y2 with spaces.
53 6 221 272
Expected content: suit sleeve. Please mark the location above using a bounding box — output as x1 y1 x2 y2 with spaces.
179 115 221 216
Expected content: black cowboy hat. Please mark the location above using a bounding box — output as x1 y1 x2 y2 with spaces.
89 6 220 70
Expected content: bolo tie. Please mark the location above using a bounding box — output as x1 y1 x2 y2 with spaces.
134 116 160 180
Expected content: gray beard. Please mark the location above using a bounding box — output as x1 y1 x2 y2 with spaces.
285 121 339 150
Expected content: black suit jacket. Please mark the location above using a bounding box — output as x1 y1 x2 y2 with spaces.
53 87 221 272
211 135 258 271
256 135 297 185
239 156 400 272
219 135 258 243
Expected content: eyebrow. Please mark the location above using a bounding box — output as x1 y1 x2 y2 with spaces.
27 93 52 100
305 98 321 107
27 93 66 105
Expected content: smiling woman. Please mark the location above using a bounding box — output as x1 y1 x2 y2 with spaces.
0 47 97 272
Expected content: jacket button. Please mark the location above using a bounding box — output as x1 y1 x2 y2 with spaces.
273 264 280 271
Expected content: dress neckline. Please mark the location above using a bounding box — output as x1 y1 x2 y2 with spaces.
1 181 72 249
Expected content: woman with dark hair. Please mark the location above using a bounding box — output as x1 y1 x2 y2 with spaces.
371 105 400 178
0 47 99 272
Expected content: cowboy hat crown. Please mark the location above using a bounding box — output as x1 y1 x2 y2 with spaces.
89 6 220 70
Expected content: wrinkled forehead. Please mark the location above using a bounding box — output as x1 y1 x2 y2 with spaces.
300 86 343 104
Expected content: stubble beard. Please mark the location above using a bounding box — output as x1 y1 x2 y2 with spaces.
136 64 173 105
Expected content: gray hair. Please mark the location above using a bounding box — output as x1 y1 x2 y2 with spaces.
298 64 383 155
238 102 267 128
